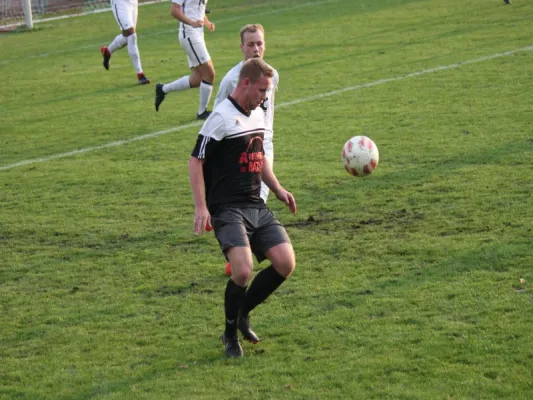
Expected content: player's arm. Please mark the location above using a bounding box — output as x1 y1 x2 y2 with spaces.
189 114 227 234
171 2 203 27
261 157 296 214
188 154 209 235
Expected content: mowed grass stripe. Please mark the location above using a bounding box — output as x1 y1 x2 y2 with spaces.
1 44 531 172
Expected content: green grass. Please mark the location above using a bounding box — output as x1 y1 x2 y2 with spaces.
1 0 533 398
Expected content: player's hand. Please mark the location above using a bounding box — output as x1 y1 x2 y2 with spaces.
207 22 215 32
193 206 211 235
275 189 297 214
191 19 204 28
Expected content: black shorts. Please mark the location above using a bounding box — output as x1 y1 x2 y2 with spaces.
212 207 291 263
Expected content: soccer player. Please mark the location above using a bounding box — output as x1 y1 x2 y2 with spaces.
100 0 150 84
189 58 296 358
155 0 215 119
214 24 279 276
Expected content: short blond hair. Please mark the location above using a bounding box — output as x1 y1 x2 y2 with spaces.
239 23 265 44
238 58 273 84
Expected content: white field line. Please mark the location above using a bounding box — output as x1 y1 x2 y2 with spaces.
1 45 531 172
0 0 340 65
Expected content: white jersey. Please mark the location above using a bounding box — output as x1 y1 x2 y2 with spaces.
199 97 265 143
172 0 207 40
214 60 279 142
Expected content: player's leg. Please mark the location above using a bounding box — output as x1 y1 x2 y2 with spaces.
238 210 294 342
242 243 294 316
155 37 197 111
193 61 215 119
178 37 215 118
221 245 254 358
125 5 149 84
214 209 255 358
101 0 129 70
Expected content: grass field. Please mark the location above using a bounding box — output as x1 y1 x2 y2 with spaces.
1 0 533 398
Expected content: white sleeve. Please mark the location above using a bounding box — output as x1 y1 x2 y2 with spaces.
198 112 227 141
214 74 237 109
172 0 184 5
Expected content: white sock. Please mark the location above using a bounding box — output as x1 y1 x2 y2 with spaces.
198 80 213 114
163 76 191 93
127 33 143 74
108 34 127 53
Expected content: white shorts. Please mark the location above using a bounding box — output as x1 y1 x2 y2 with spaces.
179 36 211 68
111 0 138 31
260 139 274 202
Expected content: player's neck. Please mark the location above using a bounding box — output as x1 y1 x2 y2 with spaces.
228 93 250 116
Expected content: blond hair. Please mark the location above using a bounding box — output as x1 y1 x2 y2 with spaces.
238 58 273 84
239 23 265 44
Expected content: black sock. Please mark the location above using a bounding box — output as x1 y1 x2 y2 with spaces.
224 279 247 336
241 265 286 317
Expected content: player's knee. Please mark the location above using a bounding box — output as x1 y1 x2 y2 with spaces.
198 64 215 83
268 244 296 278
190 70 202 87
122 27 135 36
205 68 215 83
231 266 253 286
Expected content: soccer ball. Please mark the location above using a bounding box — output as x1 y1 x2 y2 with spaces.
341 135 379 177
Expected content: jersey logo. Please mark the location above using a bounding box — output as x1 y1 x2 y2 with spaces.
239 137 264 173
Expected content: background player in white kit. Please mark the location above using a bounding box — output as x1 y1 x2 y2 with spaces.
214 24 279 276
100 0 150 85
155 0 216 120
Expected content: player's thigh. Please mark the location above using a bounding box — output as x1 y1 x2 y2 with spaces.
131 3 138 27
111 0 135 31
264 242 295 278
226 246 254 284
250 209 291 263
195 60 215 81
213 208 252 254
179 37 211 69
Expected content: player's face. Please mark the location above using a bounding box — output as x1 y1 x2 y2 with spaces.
241 31 265 60
244 75 271 111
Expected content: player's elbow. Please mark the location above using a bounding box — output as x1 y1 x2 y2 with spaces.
170 4 181 18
